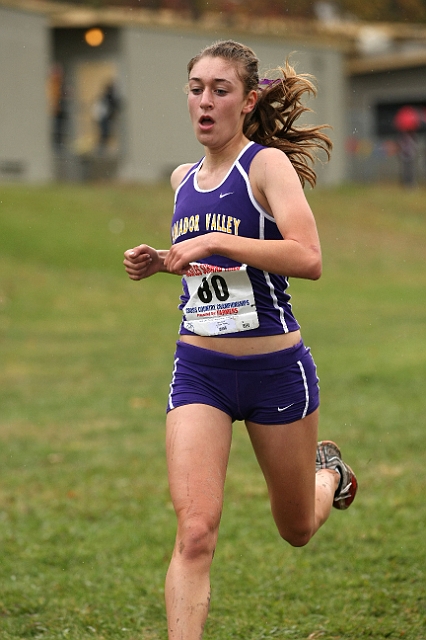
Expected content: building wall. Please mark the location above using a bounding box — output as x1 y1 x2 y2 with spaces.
348 66 426 183
119 27 346 186
0 6 52 182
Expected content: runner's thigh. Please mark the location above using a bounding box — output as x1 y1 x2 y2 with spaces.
245 409 319 528
166 404 233 522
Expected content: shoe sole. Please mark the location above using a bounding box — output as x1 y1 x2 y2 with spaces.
332 463 358 510
317 440 358 510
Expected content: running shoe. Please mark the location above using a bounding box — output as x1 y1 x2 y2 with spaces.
316 440 358 510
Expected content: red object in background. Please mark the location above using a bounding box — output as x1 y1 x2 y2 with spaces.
394 105 421 132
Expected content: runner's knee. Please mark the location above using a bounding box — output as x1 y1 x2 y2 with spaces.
277 520 314 548
176 514 219 562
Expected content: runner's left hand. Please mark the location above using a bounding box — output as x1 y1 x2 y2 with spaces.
165 235 217 275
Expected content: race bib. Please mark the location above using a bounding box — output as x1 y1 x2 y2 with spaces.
182 263 259 336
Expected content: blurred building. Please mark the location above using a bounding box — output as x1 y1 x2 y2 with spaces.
0 0 347 185
348 50 426 185
1 0 426 185
0 2 51 182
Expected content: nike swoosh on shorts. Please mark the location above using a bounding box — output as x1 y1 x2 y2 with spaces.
277 403 294 412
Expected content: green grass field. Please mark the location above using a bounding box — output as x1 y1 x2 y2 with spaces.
1 182 425 640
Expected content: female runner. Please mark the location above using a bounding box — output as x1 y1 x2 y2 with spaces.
123 39 358 640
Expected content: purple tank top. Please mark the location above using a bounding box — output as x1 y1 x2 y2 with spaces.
171 141 300 337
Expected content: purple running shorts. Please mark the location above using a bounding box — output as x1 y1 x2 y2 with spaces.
167 340 319 425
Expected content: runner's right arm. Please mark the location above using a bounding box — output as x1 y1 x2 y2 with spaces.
123 245 172 280
124 162 197 281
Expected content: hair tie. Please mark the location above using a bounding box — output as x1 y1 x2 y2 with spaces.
258 78 281 88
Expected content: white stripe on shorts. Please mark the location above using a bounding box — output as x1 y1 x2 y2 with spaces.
168 356 179 410
297 359 309 419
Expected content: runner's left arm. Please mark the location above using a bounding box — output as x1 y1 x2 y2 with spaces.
165 148 322 280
